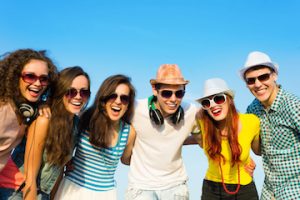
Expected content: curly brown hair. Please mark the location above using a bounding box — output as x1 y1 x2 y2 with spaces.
0 49 58 105
45 66 90 167
79 74 136 148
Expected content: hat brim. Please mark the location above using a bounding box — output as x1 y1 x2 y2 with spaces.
150 79 189 85
239 62 279 79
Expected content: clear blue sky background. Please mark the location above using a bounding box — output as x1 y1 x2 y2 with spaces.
1 1 300 199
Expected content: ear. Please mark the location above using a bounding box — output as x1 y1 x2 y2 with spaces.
272 72 278 82
152 84 158 96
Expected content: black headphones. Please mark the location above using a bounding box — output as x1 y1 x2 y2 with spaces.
148 95 184 126
18 102 38 124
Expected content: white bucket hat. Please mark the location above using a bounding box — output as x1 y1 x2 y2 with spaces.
239 51 279 79
196 78 234 102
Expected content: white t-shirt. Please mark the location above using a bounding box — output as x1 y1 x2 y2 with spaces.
128 98 198 190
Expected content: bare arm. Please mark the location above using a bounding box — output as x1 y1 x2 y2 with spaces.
251 136 261 155
23 116 49 200
121 125 136 165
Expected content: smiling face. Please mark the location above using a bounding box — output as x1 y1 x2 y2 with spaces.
244 67 278 108
205 94 229 122
152 84 185 117
105 83 130 122
63 75 90 115
19 59 49 102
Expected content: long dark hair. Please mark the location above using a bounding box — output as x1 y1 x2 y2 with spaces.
0 49 57 104
45 66 90 166
199 95 241 166
79 74 135 148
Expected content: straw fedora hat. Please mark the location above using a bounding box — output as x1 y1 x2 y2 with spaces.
196 78 234 102
150 64 189 85
239 51 279 79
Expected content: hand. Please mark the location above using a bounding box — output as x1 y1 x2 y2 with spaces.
38 104 51 118
64 160 74 174
244 157 256 177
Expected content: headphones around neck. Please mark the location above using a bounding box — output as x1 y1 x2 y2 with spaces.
18 102 38 125
148 95 184 126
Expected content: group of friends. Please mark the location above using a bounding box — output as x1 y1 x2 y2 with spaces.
0 49 299 200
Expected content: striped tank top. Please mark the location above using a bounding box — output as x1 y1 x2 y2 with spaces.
66 122 130 191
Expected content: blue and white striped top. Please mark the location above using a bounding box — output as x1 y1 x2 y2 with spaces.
66 122 130 191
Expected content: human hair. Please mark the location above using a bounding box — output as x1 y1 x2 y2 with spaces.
154 83 186 90
0 49 58 104
198 95 241 166
79 74 136 148
45 66 90 166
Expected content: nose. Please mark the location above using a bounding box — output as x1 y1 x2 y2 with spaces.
33 79 42 86
253 78 262 87
169 93 177 101
114 96 122 104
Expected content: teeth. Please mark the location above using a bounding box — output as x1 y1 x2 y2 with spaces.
212 109 221 114
112 106 121 111
29 88 40 93
167 103 176 108
71 102 81 106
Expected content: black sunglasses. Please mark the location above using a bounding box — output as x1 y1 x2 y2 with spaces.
65 88 91 100
159 90 185 99
106 93 130 105
200 93 227 109
21 72 49 86
246 73 272 85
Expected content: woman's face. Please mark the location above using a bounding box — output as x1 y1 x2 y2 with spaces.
63 75 90 115
105 83 130 123
202 93 229 122
19 59 49 102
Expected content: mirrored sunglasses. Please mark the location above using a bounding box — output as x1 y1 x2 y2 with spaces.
21 73 49 86
200 93 227 109
159 90 185 99
246 73 272 85
106 93 130 105
65 88 91 100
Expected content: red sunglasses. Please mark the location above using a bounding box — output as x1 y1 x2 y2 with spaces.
21 73 49 86
65 88 91 100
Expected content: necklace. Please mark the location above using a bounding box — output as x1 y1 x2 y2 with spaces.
219 161 240 195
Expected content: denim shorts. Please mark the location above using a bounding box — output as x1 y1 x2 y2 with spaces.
126 182 189 200
201 179 258 200
0 188 49 200
0 188 22 200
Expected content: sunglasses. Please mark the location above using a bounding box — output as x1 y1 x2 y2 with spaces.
200 93 227 109
106 93 130 105
245 73 272 85
21 73 49 86
159 90 185 99
65 88 91 100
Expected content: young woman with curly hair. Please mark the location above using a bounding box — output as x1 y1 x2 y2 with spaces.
23 66 91 200
55 74 136 200
0 49 58 199
193 78 260 200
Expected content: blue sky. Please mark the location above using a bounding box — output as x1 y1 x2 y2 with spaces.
2 1 300 199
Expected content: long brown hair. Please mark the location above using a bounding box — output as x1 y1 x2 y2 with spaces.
45 66 90 166
199 95 241 166
79 74 135 148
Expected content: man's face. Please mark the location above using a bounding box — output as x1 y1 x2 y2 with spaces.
152 84 185 117
244 67 278 108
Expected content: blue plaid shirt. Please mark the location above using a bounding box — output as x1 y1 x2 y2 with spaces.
247 87 300 200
